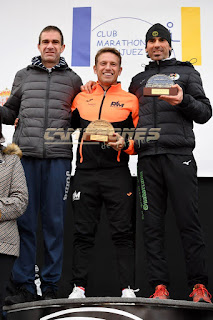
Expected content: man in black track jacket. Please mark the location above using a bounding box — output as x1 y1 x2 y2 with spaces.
129 23 212 302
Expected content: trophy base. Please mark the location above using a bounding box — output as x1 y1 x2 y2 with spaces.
83 133 117 143
143 87 178 96
83 120 117 143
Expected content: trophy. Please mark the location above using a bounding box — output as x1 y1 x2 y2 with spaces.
143 74 178 96
83 119 117 143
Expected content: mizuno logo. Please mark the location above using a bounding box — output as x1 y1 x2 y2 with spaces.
183 160 191 166
73 191 81 201
111 101 124 108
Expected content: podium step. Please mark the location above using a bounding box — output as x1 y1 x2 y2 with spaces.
4 297 213 320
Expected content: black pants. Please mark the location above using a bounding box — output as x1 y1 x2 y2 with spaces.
0 254 16 319
71 166 135 290
137 154 208 290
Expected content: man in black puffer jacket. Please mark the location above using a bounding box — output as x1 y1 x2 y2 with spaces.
129 23 212 302
1 25 82 303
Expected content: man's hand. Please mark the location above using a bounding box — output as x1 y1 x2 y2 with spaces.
80 81 96 93
158 84 183 106
14 118 19 128
108 133 125 151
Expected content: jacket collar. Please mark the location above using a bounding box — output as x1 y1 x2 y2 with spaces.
94 82 122 93
145 58 177 70
30 56 69 71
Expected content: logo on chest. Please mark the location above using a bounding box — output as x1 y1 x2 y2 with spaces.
169 73 180 81
86 98 96 106
110 101 124 108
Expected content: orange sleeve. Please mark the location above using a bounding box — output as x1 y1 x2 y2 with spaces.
123 96 139 155
123 139 137 155
131 96 139 128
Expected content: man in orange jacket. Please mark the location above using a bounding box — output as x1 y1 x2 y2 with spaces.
68 47 139 298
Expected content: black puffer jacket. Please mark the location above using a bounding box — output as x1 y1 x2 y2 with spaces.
129 58 212 158
1 59 82 159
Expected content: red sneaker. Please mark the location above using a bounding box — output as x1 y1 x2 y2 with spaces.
189 284 212 303
150 284 170 299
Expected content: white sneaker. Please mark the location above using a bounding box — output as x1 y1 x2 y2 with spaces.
121 287 139 298
68 286 86 299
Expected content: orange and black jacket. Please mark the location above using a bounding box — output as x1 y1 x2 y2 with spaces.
71 82 139 169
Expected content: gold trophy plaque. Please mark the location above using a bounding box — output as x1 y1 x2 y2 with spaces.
83 120 117 143
143 74 178 96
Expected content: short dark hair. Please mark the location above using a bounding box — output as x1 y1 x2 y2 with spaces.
95 47 122 66
38 25 64 45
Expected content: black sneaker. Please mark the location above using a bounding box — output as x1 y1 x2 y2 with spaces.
4 287 36 305
42 288 57 300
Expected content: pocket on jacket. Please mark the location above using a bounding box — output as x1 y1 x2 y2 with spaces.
13 122 23 145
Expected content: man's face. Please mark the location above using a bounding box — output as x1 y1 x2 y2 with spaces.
146 37 171 61
93 52 122 89
38 30 65 68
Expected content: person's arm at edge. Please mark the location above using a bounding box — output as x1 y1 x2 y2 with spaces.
1 71 24 125
0 156 28 221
